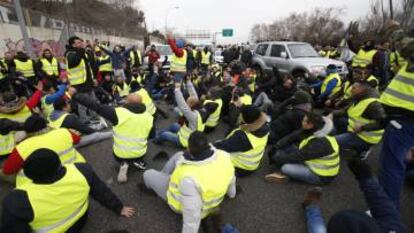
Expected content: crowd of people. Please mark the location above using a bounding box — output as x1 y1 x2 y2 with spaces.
0 20 413 233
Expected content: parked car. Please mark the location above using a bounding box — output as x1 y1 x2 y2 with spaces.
214 49 224 64
252 41 348 82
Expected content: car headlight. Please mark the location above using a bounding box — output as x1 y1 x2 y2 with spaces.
309 66 325 76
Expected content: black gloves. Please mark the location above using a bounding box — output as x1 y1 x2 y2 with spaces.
348 159 373 180
0 118 24 135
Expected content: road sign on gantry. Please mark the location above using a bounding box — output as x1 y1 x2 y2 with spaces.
222 29 233 37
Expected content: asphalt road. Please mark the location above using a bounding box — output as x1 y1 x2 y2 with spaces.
1 104 413 233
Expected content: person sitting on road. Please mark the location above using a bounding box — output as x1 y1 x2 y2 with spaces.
68 87 154 183
143 132 236 233
310 64 342 107
0 118 24 183
265 112 339 185
214 105 269 177
130 81 157 116
41 81 67 119
203 86 223 133
113 75 130 104
0 148 135 233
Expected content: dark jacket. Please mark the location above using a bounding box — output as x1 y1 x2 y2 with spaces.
0 163 123 233
270 107 307 144
49 110 96 135
65 47 94 93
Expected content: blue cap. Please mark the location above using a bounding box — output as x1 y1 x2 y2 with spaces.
176 39 185 48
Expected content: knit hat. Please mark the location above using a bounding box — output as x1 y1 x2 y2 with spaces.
24 114 47 133
176 39 185 49
241 105 261 124
209 86 222 99
327 210 381 233
23 148 62 181
326 64 337 74
293 91 313 105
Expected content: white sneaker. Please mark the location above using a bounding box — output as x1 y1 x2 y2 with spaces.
99 116 108 129
117 163 129 183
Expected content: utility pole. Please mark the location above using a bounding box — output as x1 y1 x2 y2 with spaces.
13 0 33 58
389 0 394 19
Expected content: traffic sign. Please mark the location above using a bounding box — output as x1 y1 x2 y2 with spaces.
222 29 233 37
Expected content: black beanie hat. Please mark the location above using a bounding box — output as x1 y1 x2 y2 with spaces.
241 105 261 124
327 210 381 233
293 91 313 105
24 114 48 133
24 148 62 181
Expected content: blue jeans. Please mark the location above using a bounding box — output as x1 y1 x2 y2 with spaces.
173 72 186 83
335 132 372 153
379 119 414 210
154 123 182 148
281 164 323 185
305 205 327 233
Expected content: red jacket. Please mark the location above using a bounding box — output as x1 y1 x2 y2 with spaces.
146 50 161 64
168 38 184 58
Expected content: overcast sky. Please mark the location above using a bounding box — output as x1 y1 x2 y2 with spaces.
139 0 373 43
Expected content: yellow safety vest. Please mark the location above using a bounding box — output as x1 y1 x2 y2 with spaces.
41 95 54 118
389 51 407 73
113 107 153 159
178 111 205 148
0 133 14 156
66 55 87 86
343 81 353 99
347 98 384 144
167 150 234 218
352 49 377 68
115 82 130 98
367 75 379 90
301 135 340 177
204 99 223 127
48 113 68 129
129 50 142 66
98 55 113 72
380 64 414 112
319 50 327 57
321 73 342 97
240 94 252 105
14 59 35 78
0 59 8 80
248 74 257 93
41 58 59 76
16 128 85 187
201 51 211 65
135 88 156 115
226 128 269 171
131 74 144 85
17 165 90 233
171 50 187 73
0 105 32 123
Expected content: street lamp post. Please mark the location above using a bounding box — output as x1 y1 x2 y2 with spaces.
165 6 179 35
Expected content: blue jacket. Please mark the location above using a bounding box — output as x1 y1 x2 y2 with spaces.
100 47 133 69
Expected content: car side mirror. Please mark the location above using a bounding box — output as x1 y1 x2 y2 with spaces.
280 52 288 59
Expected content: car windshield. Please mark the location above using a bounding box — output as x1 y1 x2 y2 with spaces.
157 46 172 56
288 44 319 58
215 51 222 56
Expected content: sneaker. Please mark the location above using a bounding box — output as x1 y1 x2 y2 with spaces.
99 116 109 129
117 163 129 183
302 187 323 208
264 172 289 183
132 161 146 170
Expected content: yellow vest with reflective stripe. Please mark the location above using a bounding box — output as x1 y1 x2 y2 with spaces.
167 150 234 218
14 59 35 78
302 136 340 177
48 113 68 129
367 75 379 90
204 99 222 127
201 51 211 65
16 128 85 187
240 94 252 105
98 55 113 72
171 50 187 73
321 73 342 97
226 128 269 171
41 58 59 76
0 105 32 123
248 74 257 93
347 98 384 144
113 108 153 159
352 49 377 68
18 165 90 233
0 59 7 80
131 74 144 85
178 111 205 148
380 64 414 112
343 81 352 99
66 56 87 86
135 88 156 115
41 95 54 118
389 51 407 73
0 133 14 156
115 82 130 97
129 50 142 66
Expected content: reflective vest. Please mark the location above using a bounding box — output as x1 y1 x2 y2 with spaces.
115 82 130 98
0 59 7 80
131 74 144 85
48 113 68 129
201 51 211 65
248 74 257 93
41 95 54 118
226 128 269 171
343 81 353 99
113 107 153 159
240 94 252 105
319 50 327 57
178 111 205 148
367 75 379 90
302 136 340 177
98 55 113 72
347 98 384 144
321 73 342 97
66 55 87 86
0 133 14 156
17 165 90 233
389 51 407 73
352 49 377 68
380 64 414 112
129 50 142 66
171 50 187 73
15 128 85 187
0 105 32 123
40 58 59 76
204 99 222 127
192 49 197 58
135 88 156 115
167 150 234 218
14 59 35 78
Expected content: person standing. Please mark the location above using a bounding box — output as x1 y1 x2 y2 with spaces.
37 49 61 88
168 35 187 82
201 46 212 76
145 45 160 76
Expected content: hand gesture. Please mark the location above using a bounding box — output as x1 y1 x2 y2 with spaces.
34 81 43 91
67 87 77 96
120 206 135 218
